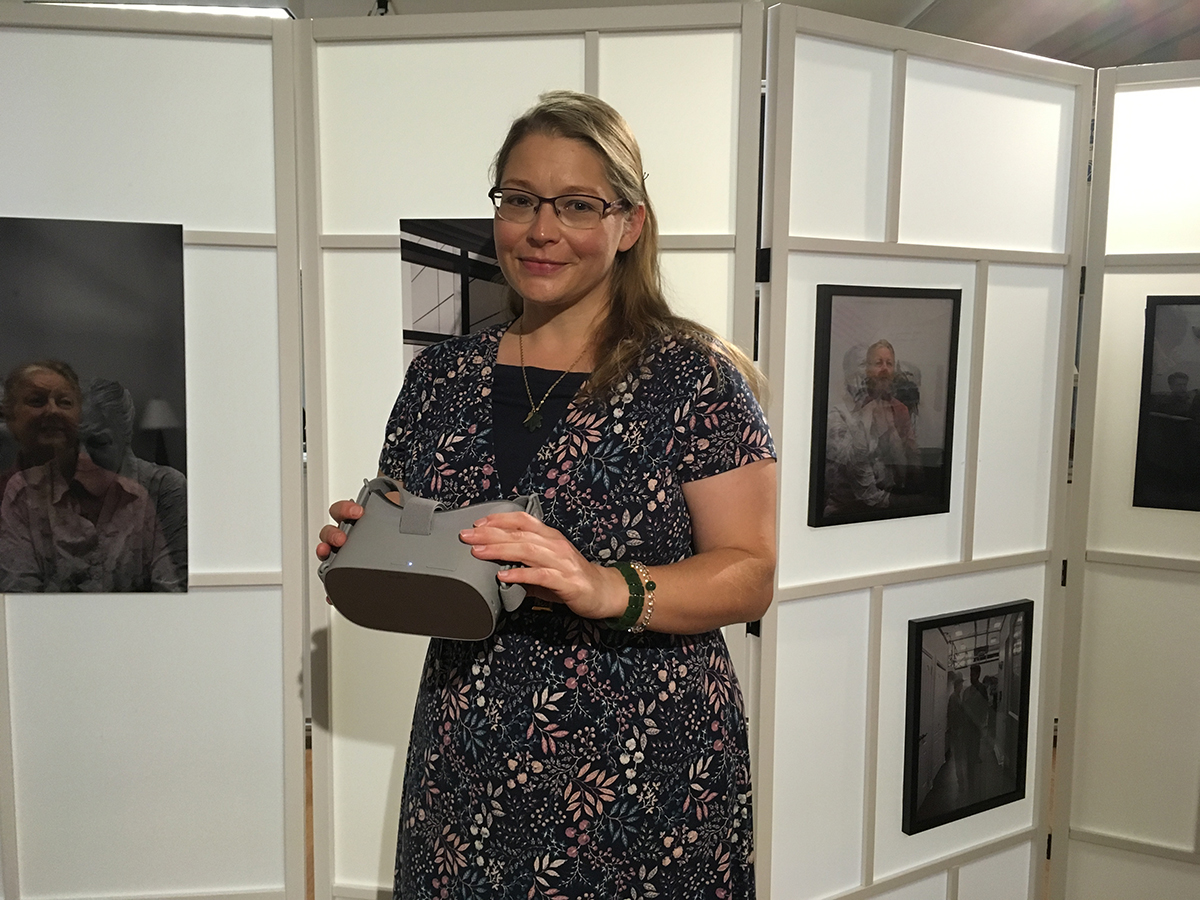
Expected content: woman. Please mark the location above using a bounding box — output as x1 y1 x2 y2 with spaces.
0 361 180 592
318 91 776 898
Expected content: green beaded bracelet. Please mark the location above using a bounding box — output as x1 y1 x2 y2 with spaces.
605 561 645 630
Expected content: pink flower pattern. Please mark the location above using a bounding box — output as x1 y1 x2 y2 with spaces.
381 326 774 899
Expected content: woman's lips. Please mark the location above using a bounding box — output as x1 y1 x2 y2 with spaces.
520 258 566 276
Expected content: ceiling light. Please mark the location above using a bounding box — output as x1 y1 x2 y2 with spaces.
31 2 293 17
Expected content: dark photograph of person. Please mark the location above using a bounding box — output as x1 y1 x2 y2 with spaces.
808 284 962 527
0 217 186 593
902 600 1034 835
1132 296 1200 511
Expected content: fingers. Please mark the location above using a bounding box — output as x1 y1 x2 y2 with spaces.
458 518 561 566
458 517 622 619
466 510 550 534
329 500 363 524
314 499 363 560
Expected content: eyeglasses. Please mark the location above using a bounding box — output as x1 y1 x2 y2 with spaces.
489 187 628 230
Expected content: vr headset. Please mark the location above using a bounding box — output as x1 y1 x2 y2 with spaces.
317 477 542 640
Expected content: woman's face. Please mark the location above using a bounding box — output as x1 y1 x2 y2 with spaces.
6 368 81 457
493 133 644 318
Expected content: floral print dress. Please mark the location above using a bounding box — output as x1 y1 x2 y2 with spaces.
379 324 775 900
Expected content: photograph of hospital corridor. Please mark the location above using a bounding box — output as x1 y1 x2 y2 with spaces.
904 603 1032 834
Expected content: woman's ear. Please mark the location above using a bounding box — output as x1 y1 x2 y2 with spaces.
618 203 646 252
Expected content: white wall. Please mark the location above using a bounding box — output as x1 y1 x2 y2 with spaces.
0 19 296 899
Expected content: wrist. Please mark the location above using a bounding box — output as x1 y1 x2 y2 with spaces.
603 562 645 630
601 561 656 632
600 564 629 619
628 562 656 633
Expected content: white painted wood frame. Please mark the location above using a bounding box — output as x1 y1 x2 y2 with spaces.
1053 58 1200 900
758 5 1093 899
0 7 306 900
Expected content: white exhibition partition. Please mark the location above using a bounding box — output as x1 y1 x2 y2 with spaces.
1055 60 1200 900
0 8 306 900
759 7 1091 900
299 5 764 896
7 7 1198 900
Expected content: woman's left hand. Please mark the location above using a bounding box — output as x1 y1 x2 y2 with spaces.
459 513 626 621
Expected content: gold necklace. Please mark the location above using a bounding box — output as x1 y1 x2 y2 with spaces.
516 319 588 432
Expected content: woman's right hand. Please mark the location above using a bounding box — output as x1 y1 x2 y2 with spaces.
315 499 364 561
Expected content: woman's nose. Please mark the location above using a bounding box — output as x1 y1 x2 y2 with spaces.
527 201 561 242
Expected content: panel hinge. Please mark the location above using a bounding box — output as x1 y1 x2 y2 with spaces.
755 247 771 283
746 619 762 637
1046 833 1053 859
1079 265 1086 296
1061 559 1068 587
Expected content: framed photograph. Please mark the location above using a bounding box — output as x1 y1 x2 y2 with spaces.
399 217 510 348
902 600 1034 835
0 216 187 593
808 284 962 527
1132 295 1200 512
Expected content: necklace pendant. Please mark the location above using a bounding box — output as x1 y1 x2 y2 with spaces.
523 409 543 432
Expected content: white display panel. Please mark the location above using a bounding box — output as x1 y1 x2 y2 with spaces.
874 566 1044 879
659 249 734 339
1087 272 1200 560
770 590 871 900
185 246 283 575
6 589 285 896
1071 563 1200 851
872 873 947 900
0 29 275 232
898 58 1074 253
1066 840 1200 900
321 250 407 502
323 249 423 888
789 35 892 242
958 840 1033 900
331 617 428 888
317 38 584 233
777 254 974 587
973 265 1064 559
1106 84 1200 255
598 30 740 236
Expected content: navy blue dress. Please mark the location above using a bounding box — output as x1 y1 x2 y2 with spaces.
379 324 775 900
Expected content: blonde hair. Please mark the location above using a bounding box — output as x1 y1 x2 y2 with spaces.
490 90 766 402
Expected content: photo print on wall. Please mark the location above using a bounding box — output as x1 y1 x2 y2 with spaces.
1132 295 1200 512
808 284 962 527
400 218 511 348
902 600 1034 835
0 216 187 593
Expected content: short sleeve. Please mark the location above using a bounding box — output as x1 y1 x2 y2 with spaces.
677 349 775 483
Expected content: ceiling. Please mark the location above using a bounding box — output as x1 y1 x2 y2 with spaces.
9 0 1200 67
800 0 1200 68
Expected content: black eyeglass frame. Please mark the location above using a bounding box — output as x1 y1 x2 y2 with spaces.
488 187 629 227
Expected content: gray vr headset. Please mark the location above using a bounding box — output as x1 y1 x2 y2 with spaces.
317 477 542 640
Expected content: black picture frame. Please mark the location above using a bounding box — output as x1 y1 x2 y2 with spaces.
902 600 1034 835
808 284 962 527
1132 295 1200 512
